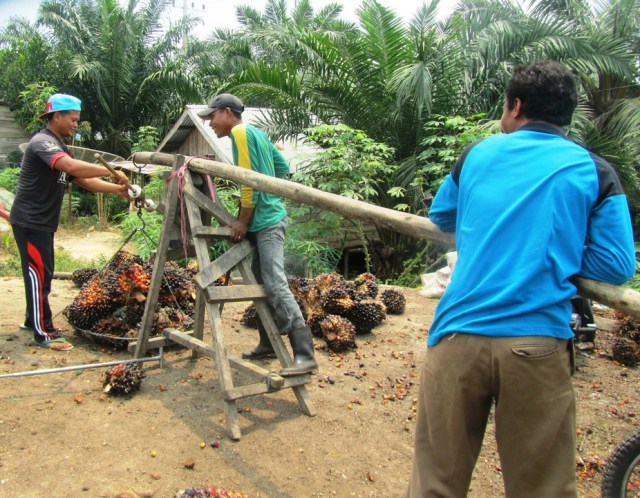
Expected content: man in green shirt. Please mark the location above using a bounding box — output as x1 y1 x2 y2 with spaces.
199 93 318 377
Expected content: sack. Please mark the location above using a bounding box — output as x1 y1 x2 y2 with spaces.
419 252 457 298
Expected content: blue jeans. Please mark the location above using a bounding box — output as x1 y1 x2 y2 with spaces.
249 219 305 334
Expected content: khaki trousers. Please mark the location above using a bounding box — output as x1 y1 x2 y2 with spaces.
407 334 577 498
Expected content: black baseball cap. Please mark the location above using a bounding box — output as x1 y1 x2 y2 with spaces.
198 93 245 118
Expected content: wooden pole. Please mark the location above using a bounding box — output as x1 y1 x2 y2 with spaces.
132 152 640 320
133 152 455 247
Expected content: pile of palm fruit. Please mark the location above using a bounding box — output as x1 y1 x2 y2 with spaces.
64 250 199 349
241 272 406 352
610 313 640 366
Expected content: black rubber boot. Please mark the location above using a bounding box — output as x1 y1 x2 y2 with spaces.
280 326 318 377
241 323 276 360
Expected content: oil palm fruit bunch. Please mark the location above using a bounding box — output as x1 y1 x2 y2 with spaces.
241 304 259 328
93 316 134 349
103 362 145 395
152 307 171 334
215 273 232 286
108 250 144 272
314 272 346 295
320 288 355 316
380 289 406 314
63 279 117 329
71 267 99 288
307 310 328 338
158 262 194 306
615 315 640 343
122 301 146 327
166 306 194 329
175 485 248 497
186 258 199 277
347 298 387 335
353 272 379 299
293 279 323 319
611 336 640 366
320 315 357 351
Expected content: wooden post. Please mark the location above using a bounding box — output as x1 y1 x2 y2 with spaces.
132 152 640 320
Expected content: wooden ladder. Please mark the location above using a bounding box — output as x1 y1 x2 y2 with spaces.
130 155 315 440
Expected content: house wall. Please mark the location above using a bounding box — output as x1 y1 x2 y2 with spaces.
0 104 31 166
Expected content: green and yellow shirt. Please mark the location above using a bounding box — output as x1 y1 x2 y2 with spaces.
230 123 289 232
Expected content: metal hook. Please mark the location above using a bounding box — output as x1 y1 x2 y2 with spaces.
136 208 146 231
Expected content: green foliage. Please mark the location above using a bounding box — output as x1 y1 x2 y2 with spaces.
4 149 24 168
114 209 163 260
416 114 492 199
626 249 640 292
286 204 342 276
295 124 396 201
0 167 20 193
73 121 93 144
58 190 83 224
16 82 56 134
291 124 397 274
113 176 167 259
131 126 160 154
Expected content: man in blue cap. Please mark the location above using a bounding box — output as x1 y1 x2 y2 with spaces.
9 93 129 351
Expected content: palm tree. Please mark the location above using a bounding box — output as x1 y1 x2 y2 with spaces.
200 0 640 275
36 0 209 156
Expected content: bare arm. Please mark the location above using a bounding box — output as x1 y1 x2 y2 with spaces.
230 206 254 241
73 177 129 198
54 155 125 181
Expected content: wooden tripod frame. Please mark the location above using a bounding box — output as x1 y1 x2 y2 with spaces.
129 154 314 440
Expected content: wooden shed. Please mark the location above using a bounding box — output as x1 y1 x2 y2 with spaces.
157 105 317 171
158 105 379 277
0 103 31 166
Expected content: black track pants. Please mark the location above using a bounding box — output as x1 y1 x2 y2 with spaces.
12 225 57 341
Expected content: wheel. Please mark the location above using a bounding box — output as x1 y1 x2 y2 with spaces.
602 430 640 497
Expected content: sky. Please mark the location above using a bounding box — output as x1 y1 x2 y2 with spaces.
0 0 459 35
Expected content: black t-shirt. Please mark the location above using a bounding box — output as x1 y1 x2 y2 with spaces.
9 129 75 232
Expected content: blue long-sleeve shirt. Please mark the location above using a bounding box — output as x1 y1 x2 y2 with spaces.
427 122 635 347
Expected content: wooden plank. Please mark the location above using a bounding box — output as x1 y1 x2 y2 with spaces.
205 285 267 303
194 241 254 289
133 155 183 358
207 301 242 440
164 328 216 358
192 226 232 238
183 182 236 226
223 375 311 401
127 329 193 353
0 129 31 138
236 259 316 417
572 276 640 320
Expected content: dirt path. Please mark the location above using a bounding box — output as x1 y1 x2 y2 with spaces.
55 226 127 262
0 249 638 496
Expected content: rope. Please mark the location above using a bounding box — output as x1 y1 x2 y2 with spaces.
166 155 221 261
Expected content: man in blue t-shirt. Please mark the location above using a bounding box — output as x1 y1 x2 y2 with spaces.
407 61 635 497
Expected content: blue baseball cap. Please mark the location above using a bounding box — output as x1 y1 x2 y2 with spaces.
39 93 82 119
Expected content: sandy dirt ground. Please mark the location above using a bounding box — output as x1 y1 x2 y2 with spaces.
0 230 638 497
